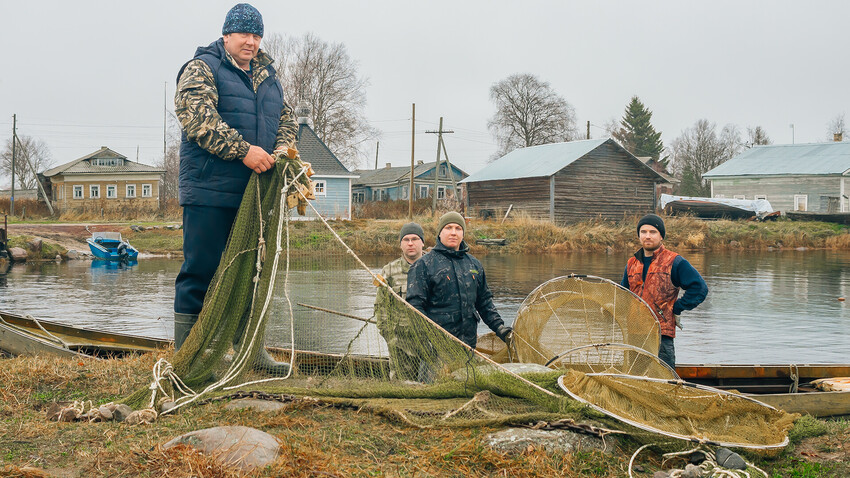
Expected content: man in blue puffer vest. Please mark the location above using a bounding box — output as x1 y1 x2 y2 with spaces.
173 3 297 375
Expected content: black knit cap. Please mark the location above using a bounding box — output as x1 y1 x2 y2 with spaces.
399 222 424 242
222 3 264 37
637 214 666 238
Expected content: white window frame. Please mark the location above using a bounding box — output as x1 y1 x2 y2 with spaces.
142 184 152 198
352 192 364 203
106 184 117 199
126 184 136 198
733 194 746 200
419 185 429 199
437 186 446 199
73 185 83 199
313 180 327 196
754 194 767 200
89 185 100 199
794 194 808 211
401 185 409 200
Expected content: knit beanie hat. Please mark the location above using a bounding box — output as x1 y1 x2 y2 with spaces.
437 212 466 235
637 214 666 238
398 222 425 242
222 3 264 37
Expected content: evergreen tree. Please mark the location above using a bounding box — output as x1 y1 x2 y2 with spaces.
612 96 664 160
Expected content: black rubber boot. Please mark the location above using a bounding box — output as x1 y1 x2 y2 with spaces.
173 312 199 351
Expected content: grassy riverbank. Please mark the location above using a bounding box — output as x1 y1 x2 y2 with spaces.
5 215 850 260
1 352 847 477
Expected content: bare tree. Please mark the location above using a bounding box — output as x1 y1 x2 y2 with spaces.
487 73 578 160
827 113 847 141
670 119 741 196
746 126 771 146
157 112 181 203
263 32 378 169
0 135 53 190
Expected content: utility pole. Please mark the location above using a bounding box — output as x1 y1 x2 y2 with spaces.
426 118 454 216
10 114 16 216
163 82 167 160
587 120 590 140
409 104 415 220
374 141 379 170
439 136 459 203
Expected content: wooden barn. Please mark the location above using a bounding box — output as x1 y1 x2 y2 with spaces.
461 138 666 223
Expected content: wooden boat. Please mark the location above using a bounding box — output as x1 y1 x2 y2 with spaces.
86 232 139 261
676 363 850 417
786 210 850 226
0 310 170 358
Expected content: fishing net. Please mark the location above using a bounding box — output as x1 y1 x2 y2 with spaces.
124 153 574 427
558 370 797 449
123 154 795 447
545 343 678 380
488 275 661 366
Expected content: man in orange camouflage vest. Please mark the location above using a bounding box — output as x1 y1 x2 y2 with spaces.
621 214 708 368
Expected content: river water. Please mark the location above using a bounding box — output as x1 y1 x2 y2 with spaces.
1 250 848 364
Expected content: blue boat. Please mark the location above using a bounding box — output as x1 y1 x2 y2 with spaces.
86 232 139 261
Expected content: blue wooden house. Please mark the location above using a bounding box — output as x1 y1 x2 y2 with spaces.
352 161 468 203
296 121 358 220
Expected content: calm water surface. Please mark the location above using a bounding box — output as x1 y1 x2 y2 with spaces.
1 251 848 364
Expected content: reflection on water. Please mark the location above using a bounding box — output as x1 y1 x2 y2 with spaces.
1 251 848 364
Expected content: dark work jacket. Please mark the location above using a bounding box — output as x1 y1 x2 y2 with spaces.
406 238 505 348
178 38 284 208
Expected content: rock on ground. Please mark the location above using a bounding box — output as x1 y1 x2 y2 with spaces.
224 398 288 412
9 247 27 262
163 426 280 472
485 427 614 455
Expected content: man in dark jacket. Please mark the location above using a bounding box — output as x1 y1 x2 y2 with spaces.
621 214 708 368
406 212 512 348
172 4 296 374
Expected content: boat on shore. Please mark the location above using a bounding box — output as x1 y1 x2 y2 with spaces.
786 210 850 225
86 232 138 261
0 310 169 358
660 193 777 220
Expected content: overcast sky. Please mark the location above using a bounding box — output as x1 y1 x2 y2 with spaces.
1 0 848 187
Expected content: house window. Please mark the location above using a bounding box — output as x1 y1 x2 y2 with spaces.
106 185 117 199
440 165 447 177
754 194 767 201
419 185 429 199
73 185 83 199
372 190 380 201
352 192 364 203
437 186 446 199
89 185 100 199
733 195 746 200
92 157 123 167
401 186 409 200
794 194 808 211
126 184 136 198
142 184 152 198
313 180 326 196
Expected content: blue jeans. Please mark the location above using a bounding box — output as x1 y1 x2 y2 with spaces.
659 335 676 369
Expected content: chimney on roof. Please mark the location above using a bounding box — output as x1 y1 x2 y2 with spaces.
835 132 844 142
385 163 392 169
295 100 311 126
416 160 424 166
101 146 107 149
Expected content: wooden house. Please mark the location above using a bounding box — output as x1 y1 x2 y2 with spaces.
703 142 850 213
295 120 358 220
39 147 165 212
460 138 666 223
352 161 467 203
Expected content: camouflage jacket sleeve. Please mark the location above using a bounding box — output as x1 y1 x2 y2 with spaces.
174 60 251 161
275 101 298 151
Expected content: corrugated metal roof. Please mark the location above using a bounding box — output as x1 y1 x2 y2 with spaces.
353 161 467 187
461 138 662 183
704 142 850 177
296 124 356 176
459 138 608 183
42 147 165 177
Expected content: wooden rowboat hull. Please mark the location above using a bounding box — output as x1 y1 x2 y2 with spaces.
0 310 170 358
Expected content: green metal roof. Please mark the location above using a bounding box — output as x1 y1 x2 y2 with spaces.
704 142 850 177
